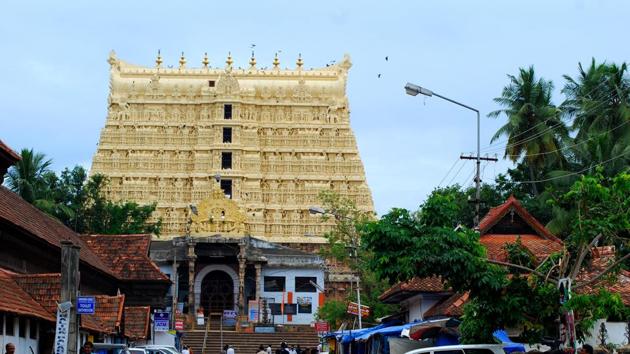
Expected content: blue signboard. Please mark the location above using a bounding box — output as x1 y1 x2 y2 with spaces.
154 311 170 332
77 297 95 315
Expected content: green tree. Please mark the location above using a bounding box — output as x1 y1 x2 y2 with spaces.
5 148 53 203
489 66 569 195
314 190 397 326
562 59 630 176
362 172 630 343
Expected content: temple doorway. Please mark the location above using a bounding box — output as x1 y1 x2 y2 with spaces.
200 270 235 315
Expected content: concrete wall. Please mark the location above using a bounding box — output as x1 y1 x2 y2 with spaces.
260 267 324 325
402 294 447 322
0 314 39 354
583 320 628 348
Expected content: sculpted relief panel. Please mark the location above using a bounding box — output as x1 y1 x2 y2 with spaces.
92 53 374 241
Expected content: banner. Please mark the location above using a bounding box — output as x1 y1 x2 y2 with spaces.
347 302 370 318
154 311 170 332
53 302 71 354
248 300 259 322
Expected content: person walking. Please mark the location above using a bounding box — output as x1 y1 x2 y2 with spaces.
257 345 267 354
226 345 235 354
182 346 190 354
5 343 15 354
266 345 272 354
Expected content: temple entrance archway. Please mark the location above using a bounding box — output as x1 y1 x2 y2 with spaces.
194 264 239 314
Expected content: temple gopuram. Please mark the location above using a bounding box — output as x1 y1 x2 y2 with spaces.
90 51 374 328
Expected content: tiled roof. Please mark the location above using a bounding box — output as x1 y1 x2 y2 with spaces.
82 234 169 282
424 292 469 318
480 234 564 263
124 306 151 340
379 276 448 302
0 268 55 322
0 140 21 175
92 295 125 334
479 195 562 243
0 186 114 277
12 272 109 333
577 246 630 306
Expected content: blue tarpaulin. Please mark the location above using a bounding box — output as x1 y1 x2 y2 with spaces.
493 330 526 354
340 324 390 344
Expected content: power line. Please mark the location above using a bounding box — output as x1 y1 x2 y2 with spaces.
514 151 630 184
438 157 461 187
481 78 611 151
504 118 630 159
481 90 621 155
448 160 468 186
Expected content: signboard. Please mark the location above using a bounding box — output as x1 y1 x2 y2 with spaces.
77 296 95 315
175 319 184 330
53 302 71 354
154 311 170 332
297 297 312 314
347 302 370 318
248 300 259 322
315 321 330 332
223 310 238 326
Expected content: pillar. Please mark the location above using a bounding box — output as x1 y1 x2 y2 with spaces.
60 241 80 354
187 240 196 317
254 263 262 301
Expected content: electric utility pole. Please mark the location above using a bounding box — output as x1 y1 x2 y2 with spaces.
459 154 498 228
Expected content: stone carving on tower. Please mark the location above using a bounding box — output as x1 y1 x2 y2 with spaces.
91 50 374 243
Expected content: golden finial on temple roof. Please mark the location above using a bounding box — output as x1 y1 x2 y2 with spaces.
179 52 186 69
273 52 280 69
202 52 209 68
249 51 256 68
226 52 233 66
296 53 303 68
156 50 163 68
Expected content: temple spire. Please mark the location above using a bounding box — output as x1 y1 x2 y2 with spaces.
296 53 303 69
249 51 257 69
202 52 209 68
179 52 186 69
226 52 234 67
155 50 163 68
273 52 280 69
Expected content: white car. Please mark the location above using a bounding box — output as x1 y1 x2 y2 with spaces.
134 345 180 354
405 344 506 354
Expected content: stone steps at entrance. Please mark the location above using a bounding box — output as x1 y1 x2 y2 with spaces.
181 329 320 354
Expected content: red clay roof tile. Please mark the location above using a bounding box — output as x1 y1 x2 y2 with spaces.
480 234 564 263
379 276 448 302
124 306 151 340
424 292 469 317
0 187 114 277
0 268 55 322
82 234 169 282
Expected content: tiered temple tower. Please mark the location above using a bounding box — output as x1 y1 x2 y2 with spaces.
91 51 374 244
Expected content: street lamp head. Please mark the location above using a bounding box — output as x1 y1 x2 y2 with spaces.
405 82 433 97
308 206 326 215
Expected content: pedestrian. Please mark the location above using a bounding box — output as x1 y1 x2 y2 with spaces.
257 345 267 354
81 341 94 354
289 346 297 354
182 346 190 354
579 345 593 354
222 345 229 354
266 345 272 354
227 345 235 354
5 343 15 354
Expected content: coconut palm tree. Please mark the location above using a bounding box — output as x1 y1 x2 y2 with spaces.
5 148 52 202
562 59 630 175
488 66 569 195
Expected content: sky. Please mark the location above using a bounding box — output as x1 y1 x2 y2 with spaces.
1 0 629 215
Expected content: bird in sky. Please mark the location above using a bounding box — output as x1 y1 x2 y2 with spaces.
385 56 389 61
251 44 256 48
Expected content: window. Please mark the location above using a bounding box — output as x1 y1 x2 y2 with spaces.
29 319 37 339
220 179 232 199
5 314 15 335
295 277 317 292
208 80 215 88
264 276 286 292
297 296 312 314
224 104 232 119
221 152 232 169
223 127 232 143
19 317 26 337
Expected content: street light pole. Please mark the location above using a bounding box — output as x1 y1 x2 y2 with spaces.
405 83 482 228
308 206 362 328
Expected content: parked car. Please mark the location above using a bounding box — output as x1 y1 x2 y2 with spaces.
128 348 148 354
135 345 180 354
92 343 131 354
405 344 506 354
